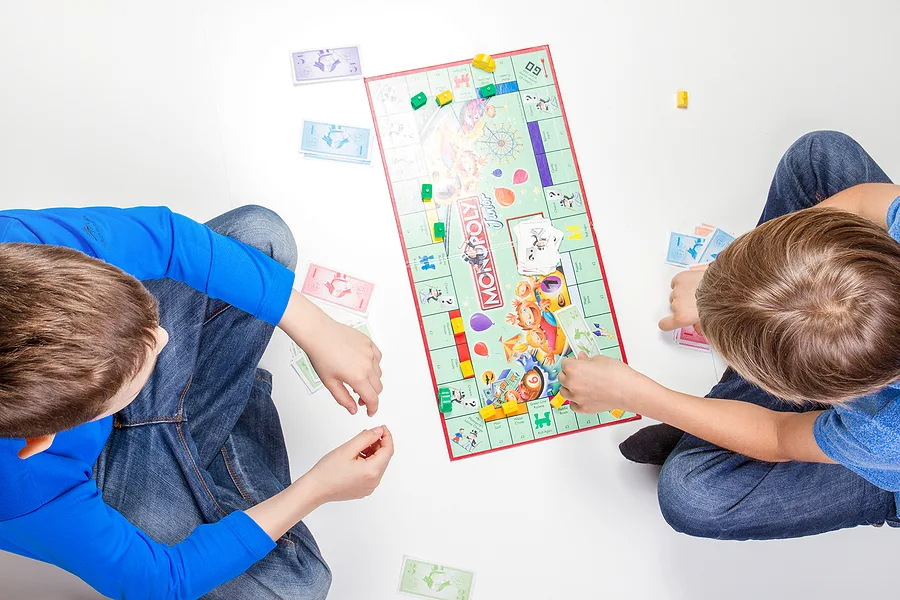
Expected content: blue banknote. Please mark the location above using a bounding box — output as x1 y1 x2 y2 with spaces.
299 120 372 164
697 228 736 264
291 46 362 84
665 232 707 267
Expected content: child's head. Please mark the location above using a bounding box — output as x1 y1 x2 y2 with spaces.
0 243 164 440
696 207 900 404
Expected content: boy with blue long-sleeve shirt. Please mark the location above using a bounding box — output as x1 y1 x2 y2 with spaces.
0 204 391 598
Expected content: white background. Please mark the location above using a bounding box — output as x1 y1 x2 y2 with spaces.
1 1 899 598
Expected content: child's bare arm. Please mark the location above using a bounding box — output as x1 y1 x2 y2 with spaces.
820 183 900 227
558 355 836 464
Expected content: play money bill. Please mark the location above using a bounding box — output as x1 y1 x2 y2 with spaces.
556 305 601 357
696 228 736 264
300 263 374 314
290 343 324 393
398 556 475 600
299 120 373 164
665 231 707 267
290 45 362 84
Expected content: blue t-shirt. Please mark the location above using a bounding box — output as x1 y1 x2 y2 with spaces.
814 196 900 506
0 207 294 599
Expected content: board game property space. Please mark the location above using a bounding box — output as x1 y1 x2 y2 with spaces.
365 46 639 460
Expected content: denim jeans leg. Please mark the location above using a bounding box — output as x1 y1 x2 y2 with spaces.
759 130 892 224
94 205 331 599
657 370 897 540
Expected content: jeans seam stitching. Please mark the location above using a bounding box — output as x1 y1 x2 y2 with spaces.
116 416 181 426
220 446 254 504
203 303 232 325
177 421 226 517
174 376 226 517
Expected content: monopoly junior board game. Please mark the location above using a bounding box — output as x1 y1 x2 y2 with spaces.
365 46 638 460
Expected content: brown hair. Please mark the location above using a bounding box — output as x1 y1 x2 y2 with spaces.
696 207 900 404
0 243 159 438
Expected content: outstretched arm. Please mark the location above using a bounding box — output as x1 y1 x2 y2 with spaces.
558 354 835 464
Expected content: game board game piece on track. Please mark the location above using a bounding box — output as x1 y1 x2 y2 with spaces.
411 91 428 110
460 359 474 378
478 83 497 99
472 53 496 72
435 90 453 106
365 46 639 460
479 405 497 420
433 222 445 240
450 316 464 334
550 394 567 409
422 183 433 200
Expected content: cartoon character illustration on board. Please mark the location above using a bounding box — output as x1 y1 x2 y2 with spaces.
460 238 489 269
548 189 583 211
419 286 455 306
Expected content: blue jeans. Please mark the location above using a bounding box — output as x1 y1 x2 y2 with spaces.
658 131 899 540
93 206 332 598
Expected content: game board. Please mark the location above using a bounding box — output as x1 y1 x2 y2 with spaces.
365 46 639 460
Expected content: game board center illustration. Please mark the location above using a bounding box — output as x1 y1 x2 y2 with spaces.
365 46 639 460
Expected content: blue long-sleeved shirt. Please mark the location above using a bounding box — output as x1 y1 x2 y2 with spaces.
813 196 900 508
0 206 294 599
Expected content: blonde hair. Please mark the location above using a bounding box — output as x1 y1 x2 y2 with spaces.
696 207 900 404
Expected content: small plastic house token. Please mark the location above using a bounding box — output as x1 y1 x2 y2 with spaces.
411 92 428 110
550 394 567 409
610 408 626 419
676 90 688 109
479 405 497 420
439 397 453 413
460 359 474 378
435 90 453 107
433 222 446 239
421 183 433 200
501 399 518 416
472 53 496 73
438 387 451 402
478 83 497 99
450 317 464 335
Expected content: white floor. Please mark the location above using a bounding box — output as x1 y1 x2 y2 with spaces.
1 1 899 598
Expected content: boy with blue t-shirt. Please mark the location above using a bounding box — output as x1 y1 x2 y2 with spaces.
0 204 392 598
560 131 900 538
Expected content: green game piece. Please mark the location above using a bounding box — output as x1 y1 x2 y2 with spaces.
411 92 428 110
439 397 453 413
421 183 433 200
479 83 497 99
433 222 445 239
438 387 451 402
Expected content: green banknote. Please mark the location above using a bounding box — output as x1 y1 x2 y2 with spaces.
398 556 475 599
555 305 601 357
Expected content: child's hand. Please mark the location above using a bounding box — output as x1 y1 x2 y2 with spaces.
658 267 707 332
304 318 383 416
558 353 658 414
306 426 394 502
